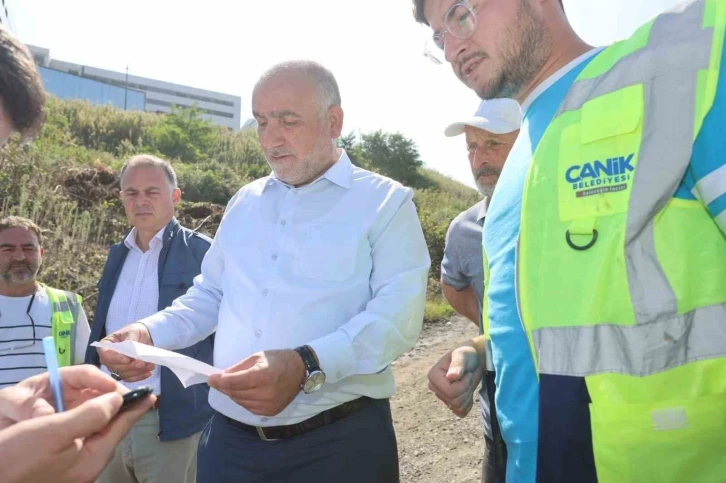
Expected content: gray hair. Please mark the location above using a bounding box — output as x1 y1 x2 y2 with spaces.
254 60 342 115
120 154 178 189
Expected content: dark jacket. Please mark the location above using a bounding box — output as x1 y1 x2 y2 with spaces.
86 218 214 441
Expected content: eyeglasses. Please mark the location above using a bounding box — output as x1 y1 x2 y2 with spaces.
0 293 38 351
423 0 479 65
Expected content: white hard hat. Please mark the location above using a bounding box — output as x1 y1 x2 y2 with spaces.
444 98 522 137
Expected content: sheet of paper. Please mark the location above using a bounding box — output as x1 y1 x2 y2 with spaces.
91 341 221 388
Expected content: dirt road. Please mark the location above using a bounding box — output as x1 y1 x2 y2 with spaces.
391 316 484 483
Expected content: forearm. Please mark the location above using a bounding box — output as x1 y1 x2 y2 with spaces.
141 283 219 350
310 195 431 384
441 281 480 326
309 262 429 383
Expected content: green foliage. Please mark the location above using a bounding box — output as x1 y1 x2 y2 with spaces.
175 161 248 205
2 98 482 323
147 105 221 162
424 300 457 323
352 130 425 186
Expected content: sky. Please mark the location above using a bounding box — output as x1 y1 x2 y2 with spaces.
10 0 684 188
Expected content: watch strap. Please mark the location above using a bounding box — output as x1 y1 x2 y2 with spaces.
294 345 320 374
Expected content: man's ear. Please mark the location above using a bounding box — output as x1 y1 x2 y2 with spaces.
172 187 182 207
328 105 344 140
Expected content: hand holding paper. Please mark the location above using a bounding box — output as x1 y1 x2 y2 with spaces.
92 340 221 388
97 323 157 382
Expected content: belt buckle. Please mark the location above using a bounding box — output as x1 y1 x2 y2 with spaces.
255 426 278 442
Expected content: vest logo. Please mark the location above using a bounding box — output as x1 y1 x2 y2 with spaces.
58 330 71 338
566 153 635 198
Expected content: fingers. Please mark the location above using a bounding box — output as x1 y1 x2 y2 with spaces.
81 394 155 474
44 392 124 449
451 392 475 418
98 348 155 382
0 385 54 429
59 365 119 394
446 347 480 382
208 365 263 394
116 370 154 383
97 347 133 366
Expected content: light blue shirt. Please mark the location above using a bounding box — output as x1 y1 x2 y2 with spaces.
143 151 431 426
483 50 600 483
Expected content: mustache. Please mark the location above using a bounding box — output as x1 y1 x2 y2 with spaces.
458 52 488 78
474 166 501 178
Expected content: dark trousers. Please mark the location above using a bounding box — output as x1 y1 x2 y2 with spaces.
197 398 400 483
482 436 495 483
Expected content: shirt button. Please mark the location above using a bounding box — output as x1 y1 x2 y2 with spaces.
254 330 262 338
280 220 287 226
262 289 269 297
271 254 278 261
261 416 269 423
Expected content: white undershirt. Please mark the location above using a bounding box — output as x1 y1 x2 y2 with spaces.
102 227 164 395
0 288 90 387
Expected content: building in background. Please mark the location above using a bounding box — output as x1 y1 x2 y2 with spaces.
28 45 242 130
1 0 11 31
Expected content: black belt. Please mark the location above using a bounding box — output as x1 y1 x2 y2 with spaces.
223 396 372 441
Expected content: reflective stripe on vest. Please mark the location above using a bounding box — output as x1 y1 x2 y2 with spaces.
44 286 81 367
517 0 726 481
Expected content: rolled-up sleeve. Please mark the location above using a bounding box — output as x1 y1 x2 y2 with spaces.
309 188 431 383
441 220 470 290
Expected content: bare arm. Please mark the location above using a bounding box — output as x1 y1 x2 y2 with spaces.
441 279 480 326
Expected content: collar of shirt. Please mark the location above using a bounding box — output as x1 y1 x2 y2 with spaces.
477 197 489 224
262 150 353 193
520 47 606 114
124 225 166 252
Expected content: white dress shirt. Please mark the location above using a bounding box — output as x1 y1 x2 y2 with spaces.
102 227 165 394
142 151 430 426
0 287 90 387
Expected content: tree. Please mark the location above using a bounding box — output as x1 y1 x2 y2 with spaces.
360 130 423 186
148 105 219 162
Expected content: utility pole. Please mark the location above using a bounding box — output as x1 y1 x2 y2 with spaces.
124 65 129 110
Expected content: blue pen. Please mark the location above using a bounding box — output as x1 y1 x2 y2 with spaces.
42 336 65 412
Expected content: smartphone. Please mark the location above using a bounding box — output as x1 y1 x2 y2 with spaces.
120 386 153 411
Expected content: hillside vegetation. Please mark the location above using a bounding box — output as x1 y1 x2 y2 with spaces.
0 98 480 323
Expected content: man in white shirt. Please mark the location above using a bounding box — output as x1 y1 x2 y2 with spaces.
0 216 90 387
99 60 431 483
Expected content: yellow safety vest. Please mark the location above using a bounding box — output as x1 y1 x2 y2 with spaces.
43 285 82 367
483 0 726 481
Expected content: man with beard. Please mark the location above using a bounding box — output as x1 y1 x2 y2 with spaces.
98 60 430 483
416 0 726 482
438 98 520 483
0 216 91 386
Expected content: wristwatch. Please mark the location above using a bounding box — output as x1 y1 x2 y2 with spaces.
294 345 326 394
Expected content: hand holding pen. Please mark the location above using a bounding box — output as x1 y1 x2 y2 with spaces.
0 364 155 482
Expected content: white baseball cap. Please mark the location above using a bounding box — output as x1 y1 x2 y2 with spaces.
444 98 522 137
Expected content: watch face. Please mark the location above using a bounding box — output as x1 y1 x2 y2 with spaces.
303 370 325 393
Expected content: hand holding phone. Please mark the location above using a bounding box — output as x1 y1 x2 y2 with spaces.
120 386 153 411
